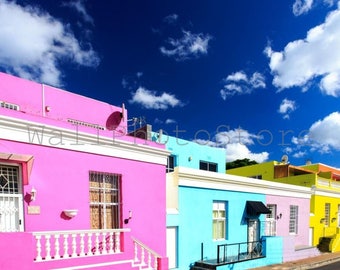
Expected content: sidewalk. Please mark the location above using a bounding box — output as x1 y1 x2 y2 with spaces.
251 252 340 269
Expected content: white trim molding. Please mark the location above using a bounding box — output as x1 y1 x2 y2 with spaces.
174 166 312 198
0 115 170 165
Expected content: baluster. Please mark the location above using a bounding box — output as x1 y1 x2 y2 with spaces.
35 235 42 261
108 232 114 254
45 235 51 260
141 247 145 266
71 234 77 257
79 233 85 256
134 241 138 262
147 251 152 268
63 234 69 258
94 232 100 255
87 232 93 255
115 231 120 252
101 231 107 254
54 234 60 259
154 256 158 269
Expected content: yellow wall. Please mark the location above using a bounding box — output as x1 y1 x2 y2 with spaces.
310 195 340 246
227 161 277 180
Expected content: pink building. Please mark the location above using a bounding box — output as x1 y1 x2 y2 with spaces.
0 72 169 269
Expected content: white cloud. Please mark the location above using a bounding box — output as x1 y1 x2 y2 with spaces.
129 86 183 110
62 0 94 24
165 119 177 124
266 4 340 96
220 71 266 100
278 98 297 119
163 14 179 24
195 128 269 163
160 30 212 61
292 151 307 158
224 143 269 163
308 111 340 150
291 112 340 154
292 0 313 16
0 0 99 86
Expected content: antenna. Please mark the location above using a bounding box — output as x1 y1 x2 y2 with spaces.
127 116 146 128
281 155 289 164
121 103 125 121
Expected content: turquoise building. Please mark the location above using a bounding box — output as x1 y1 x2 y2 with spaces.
152 132 283 269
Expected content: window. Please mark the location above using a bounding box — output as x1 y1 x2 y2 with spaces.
325 203 331 227
167 155 175 173
89 171 122 229
200 161 218 172
212 201 226 240
0 164 20 194
250 175 262 179
265 204 277 236
266 204 276 220
289 205 298 234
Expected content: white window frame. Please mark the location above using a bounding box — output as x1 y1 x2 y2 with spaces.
200 161 218 172
212 201 226 240
289 205 299 234
89 171 122 229
325 203 330 227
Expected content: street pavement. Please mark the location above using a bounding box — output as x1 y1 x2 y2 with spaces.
250 252 340 270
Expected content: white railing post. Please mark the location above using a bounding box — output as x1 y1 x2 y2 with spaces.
115 231 120 252
63 234 69 258
94 232 100 255
45 235 51 260
54 234 61 259
71 234 77 257
79 233 85 256
35 235 42 261
134 241 138 262
87 232 93 255
101 231 107 255
108 231 114 254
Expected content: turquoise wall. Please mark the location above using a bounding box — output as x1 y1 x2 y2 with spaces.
152 132 226 173
177 186 270 269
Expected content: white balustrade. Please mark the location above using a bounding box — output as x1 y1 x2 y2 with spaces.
132 237 160 270
33 229 129 261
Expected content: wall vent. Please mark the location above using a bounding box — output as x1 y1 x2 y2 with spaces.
67 118 105 130
0 101 20 111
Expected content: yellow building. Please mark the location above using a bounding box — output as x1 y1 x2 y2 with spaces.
227 161 340 252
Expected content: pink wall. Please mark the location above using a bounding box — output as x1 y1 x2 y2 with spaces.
266 195 310 247
0 72 130 138
0 72 168 268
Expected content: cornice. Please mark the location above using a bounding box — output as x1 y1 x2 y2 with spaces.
0 115 170 165
175 167 312 198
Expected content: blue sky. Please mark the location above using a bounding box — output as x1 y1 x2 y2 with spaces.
1 0 340 167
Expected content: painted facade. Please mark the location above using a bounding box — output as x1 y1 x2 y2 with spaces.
228 161 340 253
158 134 315 269
0 72 169 270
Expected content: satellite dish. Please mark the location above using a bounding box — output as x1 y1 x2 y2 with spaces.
106 111 122 130
281 155 289 164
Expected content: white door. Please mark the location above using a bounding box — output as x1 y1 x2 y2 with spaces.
248 219 260 253
0 164 24 232
166 227 177 269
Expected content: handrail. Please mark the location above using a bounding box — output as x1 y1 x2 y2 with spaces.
217 240 265 264
33 228 130 236
131 237 161 258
